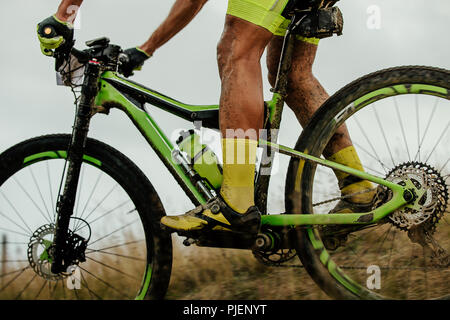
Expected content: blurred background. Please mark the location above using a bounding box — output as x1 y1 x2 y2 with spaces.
0 0 449 215
0 0 449 299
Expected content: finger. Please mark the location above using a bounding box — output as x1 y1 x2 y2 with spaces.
40 43 54 56
38 35 65 50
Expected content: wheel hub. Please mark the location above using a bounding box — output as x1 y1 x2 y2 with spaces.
27 224 65 281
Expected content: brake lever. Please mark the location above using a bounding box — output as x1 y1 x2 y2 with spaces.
118 53 129 65
117 53 133 77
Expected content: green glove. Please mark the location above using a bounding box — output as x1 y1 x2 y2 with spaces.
37 15 74 56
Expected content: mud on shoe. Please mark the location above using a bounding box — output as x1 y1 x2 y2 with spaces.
160 197 261 235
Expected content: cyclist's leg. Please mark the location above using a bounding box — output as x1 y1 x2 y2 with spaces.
161 0 291 232
266 35 375 206
217 15 272 214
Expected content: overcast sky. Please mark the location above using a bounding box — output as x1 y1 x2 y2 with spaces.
0 0 449 214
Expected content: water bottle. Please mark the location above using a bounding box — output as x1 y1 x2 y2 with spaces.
176 130 223 190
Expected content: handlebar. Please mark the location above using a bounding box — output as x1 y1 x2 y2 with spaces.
53 37 126 75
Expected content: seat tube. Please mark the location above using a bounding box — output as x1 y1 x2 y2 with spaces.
255 17 297 213
51 60 100 274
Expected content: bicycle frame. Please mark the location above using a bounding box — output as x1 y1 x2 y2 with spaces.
93 72 410 227
50 9 414 272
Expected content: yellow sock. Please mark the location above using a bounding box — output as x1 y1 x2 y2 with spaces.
220 138 258 214
327 146 375 203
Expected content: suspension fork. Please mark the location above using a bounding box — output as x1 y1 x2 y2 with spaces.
51 61 100 274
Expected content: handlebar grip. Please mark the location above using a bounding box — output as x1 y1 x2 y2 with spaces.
118 53 130 64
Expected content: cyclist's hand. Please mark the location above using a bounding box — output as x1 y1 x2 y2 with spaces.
119 47 152 77
37 15 74 56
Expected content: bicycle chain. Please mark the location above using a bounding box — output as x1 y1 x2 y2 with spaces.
257 163 449 271
253 188 381 267
312 187 379 207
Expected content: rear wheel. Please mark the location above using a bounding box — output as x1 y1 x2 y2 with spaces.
0 134 172 299
285 66 450 299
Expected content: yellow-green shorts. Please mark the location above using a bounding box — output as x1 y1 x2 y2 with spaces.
226 0 320 45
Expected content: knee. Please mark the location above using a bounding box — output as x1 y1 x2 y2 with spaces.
217 36 259 77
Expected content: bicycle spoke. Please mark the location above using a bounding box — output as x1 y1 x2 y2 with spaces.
0 260 28 264
86 239 145 252
74 198 131 233
0 210 32 235
74 170 103 230
394 97 411 161
87 219 139 246
416 95 421 162
78 183 119 230
80 269 102 300
414 97 439 162
0 137 163 300
0 227 29 238
15 273 38 300
376 225 392 257
0 190 34 234
373 105 396 167
353 117 390 173
0 266 30 292
49 280 60 299
12 177 52 225
302 67 450 299
0 266 29 279
29 167 53 224
384 228 397 285
86 256 139 280
34 279 47 299
86 249 146 262
424 119 450 163
73 286 80 300
348 226 386 269
78 266 130 299
440 158 450 173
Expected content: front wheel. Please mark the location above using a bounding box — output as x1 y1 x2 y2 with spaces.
285 66 450 299
0 134 172 299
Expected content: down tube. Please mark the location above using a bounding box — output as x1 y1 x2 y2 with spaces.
95 79 206 206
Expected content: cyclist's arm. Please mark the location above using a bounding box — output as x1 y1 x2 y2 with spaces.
139 0 209 56
51 0 208 57
55 0 83 23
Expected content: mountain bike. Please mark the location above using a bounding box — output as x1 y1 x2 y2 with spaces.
0 1 449 300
